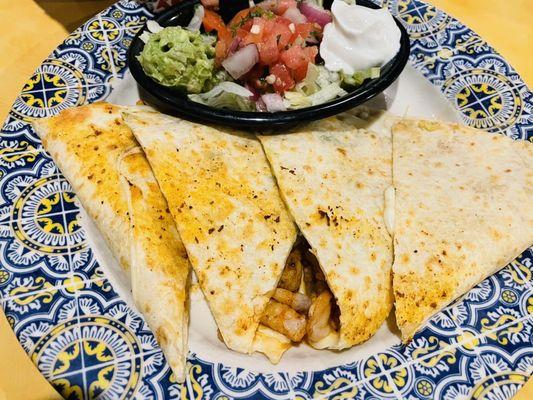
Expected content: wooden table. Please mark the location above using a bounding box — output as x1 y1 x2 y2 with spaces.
0 1 531 399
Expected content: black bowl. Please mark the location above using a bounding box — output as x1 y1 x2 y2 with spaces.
128 0 410 129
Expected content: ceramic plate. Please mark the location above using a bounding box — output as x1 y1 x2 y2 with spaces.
1 1 532 399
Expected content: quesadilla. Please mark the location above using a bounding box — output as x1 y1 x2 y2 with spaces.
32 103 191 381
118 148 190 378
259 115 394 349
392 119 533 341
122 107 299 360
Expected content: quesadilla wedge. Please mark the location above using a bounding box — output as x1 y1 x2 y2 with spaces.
32 103 190 381
118 147 190 379
392 119 533 341
259 116 394 349
122 107 299 360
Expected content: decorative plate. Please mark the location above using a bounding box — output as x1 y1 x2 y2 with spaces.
1 1 532 399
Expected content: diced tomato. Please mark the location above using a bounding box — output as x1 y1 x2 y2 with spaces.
203 10 231 41
303 46 318 63
202 9 224 32
275 16 292 26
235 27 250 40
242 31 262 46
260 0 298 14
241 17 267 46
269 18 293 50
215 40 228 64
277 0 298 14
258 35 279 65
270 63 295 93
240 18 254 32
280 45 308 70
280 45 318 82
291 64 308 81
217 3 321 91
257 17 277 36
290 22 319 44
203 9 231 61
229 7 260 29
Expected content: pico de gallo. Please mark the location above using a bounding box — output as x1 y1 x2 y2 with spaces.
138 0 399 112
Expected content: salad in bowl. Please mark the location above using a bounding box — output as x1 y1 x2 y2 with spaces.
136 0 404 113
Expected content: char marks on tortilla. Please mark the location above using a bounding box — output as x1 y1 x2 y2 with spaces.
392 119 533 341
259 115 394 349
123 107 298 355
32 103 191 381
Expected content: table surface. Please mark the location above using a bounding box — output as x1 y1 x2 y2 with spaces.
0 1 531 399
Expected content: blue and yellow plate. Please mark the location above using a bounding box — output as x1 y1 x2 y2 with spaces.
1 1 532 399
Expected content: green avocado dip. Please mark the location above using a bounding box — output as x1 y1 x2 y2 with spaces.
138 26 218 94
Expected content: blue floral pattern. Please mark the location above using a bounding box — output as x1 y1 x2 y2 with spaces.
0 0 531 398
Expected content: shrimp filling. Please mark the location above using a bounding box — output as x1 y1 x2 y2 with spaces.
259 239 340 345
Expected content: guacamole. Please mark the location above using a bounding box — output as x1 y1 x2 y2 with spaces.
138 26 218 94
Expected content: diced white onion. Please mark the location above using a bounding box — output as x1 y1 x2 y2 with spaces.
283 7 308 24
187 5 205 32
146 20 164 33
299 2 332 27
221 44 259 79
261 93 287 112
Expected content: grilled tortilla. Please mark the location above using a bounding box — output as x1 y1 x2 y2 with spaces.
123 107 298 358
259 116 394 349
32 103 190 381
392 119 533 341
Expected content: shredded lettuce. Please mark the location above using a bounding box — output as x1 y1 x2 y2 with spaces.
283 64 380 109
284 65 345 109
341 67 381 87
188 81 255 111
284 91 312 108
309 83 348 105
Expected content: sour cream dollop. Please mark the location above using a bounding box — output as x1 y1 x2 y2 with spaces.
320 0 401 75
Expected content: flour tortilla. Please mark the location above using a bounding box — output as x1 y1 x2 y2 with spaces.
123 107 298 356
32 103 190 381
118 148 190 380
259 116 393 349
392 119 533 341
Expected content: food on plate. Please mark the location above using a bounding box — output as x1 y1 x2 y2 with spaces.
32 103 191 382
320 0 401 75
31 98 532 366
260 239 341 348
138 23 222 93
138 0 400 111
122 107 300 361
392 119 533 341
259 115 394 348
118 148 191 378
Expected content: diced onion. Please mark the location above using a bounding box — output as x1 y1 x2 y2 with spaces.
187 5 205 32
228 37 242 54
146 20 164 33
140 31 151 44
141 20 164 43
257 0 278 11
282 7 307 24
255 97 267 112
299 2 332 27
261 93 287 112
222 44 259 79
